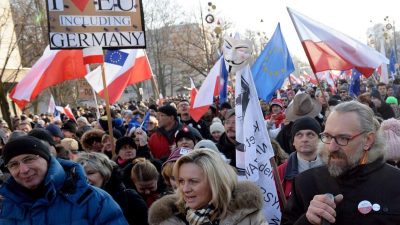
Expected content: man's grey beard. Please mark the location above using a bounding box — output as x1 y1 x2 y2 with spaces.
318 141 365 177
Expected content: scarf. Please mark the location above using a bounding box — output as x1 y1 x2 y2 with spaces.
186 204 217 225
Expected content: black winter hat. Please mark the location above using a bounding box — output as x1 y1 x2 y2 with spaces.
3 135 51 165
115 136 137 155
28 128 56 147
291 117 321 142
158 105 177 119
175 126 197 144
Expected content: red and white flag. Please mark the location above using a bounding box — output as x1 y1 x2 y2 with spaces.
56 105 76 121
83 46 104 65
48 95 56 114
189 78 210 122
192 57 221 109
288 8 388 77
303 71 318 84
85 49 152 104
9 46 87 109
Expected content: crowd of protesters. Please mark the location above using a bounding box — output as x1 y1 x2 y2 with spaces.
1 77 400 224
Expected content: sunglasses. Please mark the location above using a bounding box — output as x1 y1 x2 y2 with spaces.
87 137 102 145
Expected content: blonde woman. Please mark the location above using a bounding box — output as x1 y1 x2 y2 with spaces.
149 149 266 225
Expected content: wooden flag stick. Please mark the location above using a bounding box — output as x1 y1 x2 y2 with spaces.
270 157 287 209
100 63 116 158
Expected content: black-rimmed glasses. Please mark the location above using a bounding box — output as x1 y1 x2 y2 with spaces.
319 131 367 146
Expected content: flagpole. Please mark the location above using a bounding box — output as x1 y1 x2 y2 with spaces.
100 63 116 158
270 158 287 209
287 7 329 105
143 50 160 99
85 65 101 119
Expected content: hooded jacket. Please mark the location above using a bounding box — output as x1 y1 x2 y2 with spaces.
148 181 267 225
0 157 128 225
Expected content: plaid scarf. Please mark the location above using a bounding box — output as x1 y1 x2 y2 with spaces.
186 204 217 225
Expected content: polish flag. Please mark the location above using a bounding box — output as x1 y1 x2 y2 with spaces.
303 71 318 84
192 57 221 109
9 46 87 109
85 49 152 104
288 8 388 77
189 78 210 122
56 105 76 121
83 46 104 64
289 74 302 85
48 95 56 114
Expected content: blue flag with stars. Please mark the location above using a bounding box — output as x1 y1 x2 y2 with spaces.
252 23 295 102
389 47 397 79
105 50 129 66
349 69 361 97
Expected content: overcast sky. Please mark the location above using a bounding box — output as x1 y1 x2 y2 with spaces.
176 0 400 61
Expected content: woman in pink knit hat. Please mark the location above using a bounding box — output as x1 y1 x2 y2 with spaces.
380 118 400 167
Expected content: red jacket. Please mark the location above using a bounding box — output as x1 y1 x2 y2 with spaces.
148 132 172 160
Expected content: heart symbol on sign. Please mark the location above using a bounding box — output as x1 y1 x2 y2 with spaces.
71 0 90 12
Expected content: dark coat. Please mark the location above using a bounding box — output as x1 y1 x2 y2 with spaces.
377 102 395 120
217 133 237 168
281 158 400 225
104 167 148 225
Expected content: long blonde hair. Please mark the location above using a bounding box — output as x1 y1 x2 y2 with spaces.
173 149 237 219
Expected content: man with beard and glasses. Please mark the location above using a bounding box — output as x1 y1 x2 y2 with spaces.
281 101 400 225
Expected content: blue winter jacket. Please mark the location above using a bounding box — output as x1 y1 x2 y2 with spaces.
0 157 129 225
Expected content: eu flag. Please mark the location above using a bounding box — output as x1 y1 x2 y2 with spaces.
389 47 397 79
105 50 129 66
349 69 361 97
252 23 295 102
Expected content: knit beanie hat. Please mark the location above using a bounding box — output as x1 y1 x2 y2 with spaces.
3 135 51 165
291 117 321 141
386 96 398 105
210 122 225 134
380 118 400 161
163 147 192 167
158 105 178 119
115 136 137 155
175 126 196 143
28 128 56 147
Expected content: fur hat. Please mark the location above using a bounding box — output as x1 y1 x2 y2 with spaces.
210 122 225 134
380 118 400 161
60 138 79 152
285 93 322 122
80 129 105 151
3 136 51 165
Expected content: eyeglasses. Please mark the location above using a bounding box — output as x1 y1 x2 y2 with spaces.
340 91 347 94
319 131 367 146
5 155 40 171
